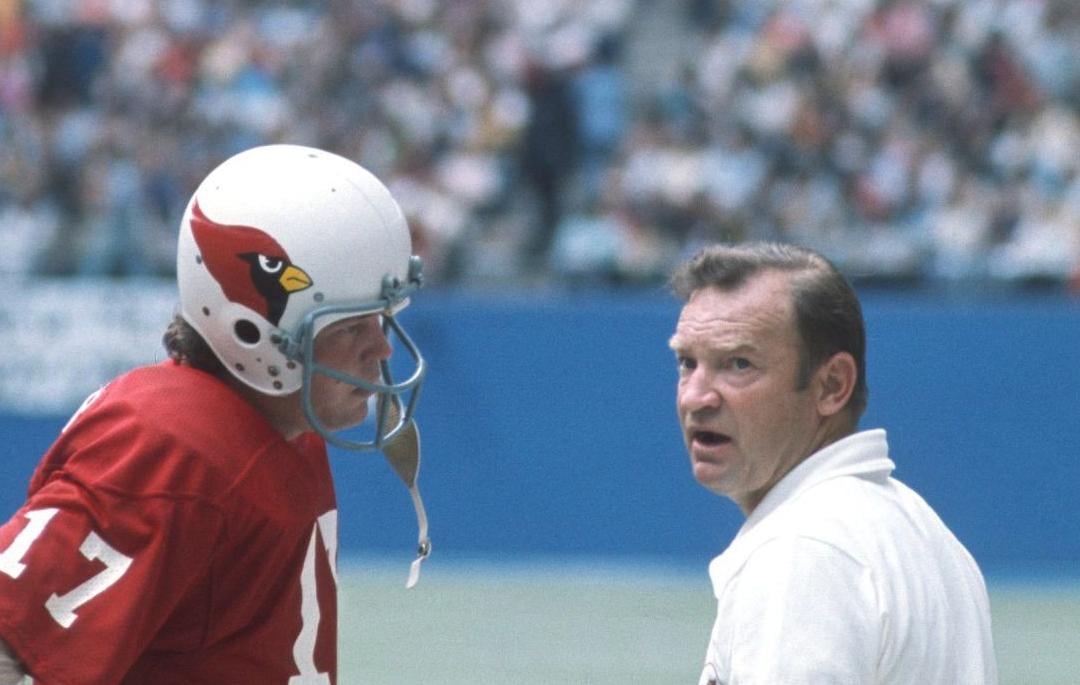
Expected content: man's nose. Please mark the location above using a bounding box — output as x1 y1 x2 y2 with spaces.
678 369 721 413
372 323 393 361
359 317 393 362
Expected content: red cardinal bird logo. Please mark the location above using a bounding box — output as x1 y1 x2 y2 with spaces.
190 201 313 326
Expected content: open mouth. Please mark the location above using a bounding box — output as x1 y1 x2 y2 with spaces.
693 430 732 447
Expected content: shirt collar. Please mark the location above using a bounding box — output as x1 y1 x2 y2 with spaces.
708 429 895 596
740 428 895 535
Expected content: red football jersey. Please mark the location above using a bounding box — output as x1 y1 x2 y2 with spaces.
0 361 339 684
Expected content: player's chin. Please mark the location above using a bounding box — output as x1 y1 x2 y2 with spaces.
316 401 369 433
342 403 370 429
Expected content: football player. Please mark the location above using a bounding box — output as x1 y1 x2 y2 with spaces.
0 144 430 684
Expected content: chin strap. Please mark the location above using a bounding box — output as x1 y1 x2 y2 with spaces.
380 408 431 588
405 478 430 589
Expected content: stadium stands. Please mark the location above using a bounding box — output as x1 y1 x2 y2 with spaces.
0 0 1076 288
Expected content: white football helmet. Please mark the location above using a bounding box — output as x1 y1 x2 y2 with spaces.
176 144 425 451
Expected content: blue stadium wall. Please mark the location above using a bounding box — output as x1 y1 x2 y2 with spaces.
2 290 1078 578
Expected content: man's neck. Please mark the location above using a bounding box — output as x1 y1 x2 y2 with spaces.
227 376 307 441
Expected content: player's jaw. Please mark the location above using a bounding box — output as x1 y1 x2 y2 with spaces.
306 366 381 432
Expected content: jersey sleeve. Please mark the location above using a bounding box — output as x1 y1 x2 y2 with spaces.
715 535 880 684
0 476 224 684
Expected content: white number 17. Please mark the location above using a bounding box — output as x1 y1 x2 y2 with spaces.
0 508 133 628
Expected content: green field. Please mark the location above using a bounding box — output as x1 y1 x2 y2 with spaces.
339 559 1080 684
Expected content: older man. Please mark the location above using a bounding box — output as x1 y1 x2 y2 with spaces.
669 242 997 684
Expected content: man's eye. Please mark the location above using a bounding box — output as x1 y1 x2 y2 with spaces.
725 357 752 371
676 356 696 372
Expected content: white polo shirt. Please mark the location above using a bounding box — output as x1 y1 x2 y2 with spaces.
698 429 997 684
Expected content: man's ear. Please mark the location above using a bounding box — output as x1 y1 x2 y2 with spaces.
815 351 857 418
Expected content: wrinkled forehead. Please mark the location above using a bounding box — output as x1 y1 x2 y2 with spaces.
672 273 797 348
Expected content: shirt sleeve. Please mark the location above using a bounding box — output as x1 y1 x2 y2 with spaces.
0 476 224 684
717 535 880 684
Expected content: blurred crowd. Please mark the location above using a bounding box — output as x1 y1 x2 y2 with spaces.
0 0 1077 290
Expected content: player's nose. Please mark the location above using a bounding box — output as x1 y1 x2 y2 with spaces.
364 318 393 362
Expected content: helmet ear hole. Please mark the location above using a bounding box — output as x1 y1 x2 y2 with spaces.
234 319 261 345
